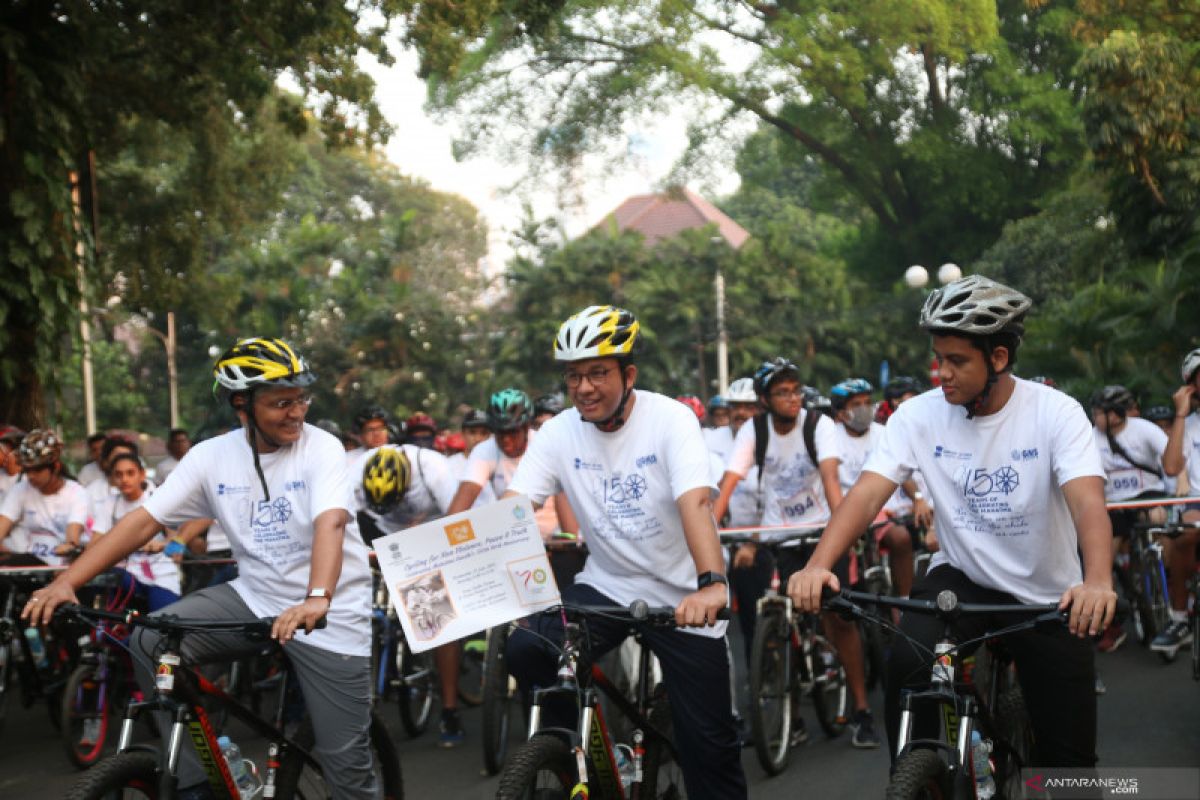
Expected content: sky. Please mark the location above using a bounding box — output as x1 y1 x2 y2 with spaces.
360 45 742 273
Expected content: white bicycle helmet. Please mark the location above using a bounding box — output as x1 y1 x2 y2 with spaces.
1181 348 1200 384
919 275 1031 336
726 377 757 403
554 305 640 362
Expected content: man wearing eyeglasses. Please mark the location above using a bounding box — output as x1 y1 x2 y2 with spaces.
25 337 377 799
503 305 746 800
712 356 882 749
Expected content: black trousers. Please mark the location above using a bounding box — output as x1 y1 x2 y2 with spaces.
884 565 1098 768
506 583 747 800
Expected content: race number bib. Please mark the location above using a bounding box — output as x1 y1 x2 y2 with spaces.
1109 468 1144 496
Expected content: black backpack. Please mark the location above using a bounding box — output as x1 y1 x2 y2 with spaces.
753 409 820 496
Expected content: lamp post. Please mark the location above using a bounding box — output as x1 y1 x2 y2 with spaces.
904 263 962 387
142 312 180 430
710 236 730 397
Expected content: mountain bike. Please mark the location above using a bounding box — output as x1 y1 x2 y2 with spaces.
823 587 1064 800
59 605 404 799
1141 515 1200 669
495 601 715 799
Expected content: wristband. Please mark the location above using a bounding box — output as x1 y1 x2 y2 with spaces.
164 539 186 557
697 571 728 590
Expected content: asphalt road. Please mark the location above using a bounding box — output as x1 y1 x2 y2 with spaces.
1 632 1196 799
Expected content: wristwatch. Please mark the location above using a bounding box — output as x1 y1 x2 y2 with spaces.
307 588 333 602
912 492 925 501
697 571 728 591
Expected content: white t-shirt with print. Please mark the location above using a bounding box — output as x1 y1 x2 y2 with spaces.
725 410 838 534
0 479 88 565
863 380 1104 605
144 425 371 656
77 461 105 487
508 391 725 638
704 426 735 463
461 436 525 498
831 422 886 494
155 456 180 484
447 452 496 507
352 444 456 532
1178 414 1200 495
95 488 180 595
1092 417 1168 501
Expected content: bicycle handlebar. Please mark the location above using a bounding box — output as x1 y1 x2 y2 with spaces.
56 604 327 634
548 601 731 626
822 586 1063 620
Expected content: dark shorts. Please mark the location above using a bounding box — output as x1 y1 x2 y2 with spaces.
1107 490 1168 538
774 542 851 588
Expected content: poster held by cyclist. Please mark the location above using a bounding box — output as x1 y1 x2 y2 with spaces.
375 494 560 652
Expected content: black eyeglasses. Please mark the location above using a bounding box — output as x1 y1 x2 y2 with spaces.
563 366 617 389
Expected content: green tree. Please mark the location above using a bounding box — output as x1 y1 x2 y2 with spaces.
2 1 399 428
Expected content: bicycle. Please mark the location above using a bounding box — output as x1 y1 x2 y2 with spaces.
495 601 713 799
58 604 404 799
481 537 588 776
370 568 434 736
1140 515 1200 668
726 528 849 777
0 557 78 736
822 587 1064 800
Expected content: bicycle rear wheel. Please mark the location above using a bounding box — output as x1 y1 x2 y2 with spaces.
458 632 486 707
748 608 793 775
495 734 579 800
396 637 434 737
993 686 1035 800
274 712 404 800
482 624 518 775
62 661 112 769
639 688 688 798
885 748 951 800
65 750 159 799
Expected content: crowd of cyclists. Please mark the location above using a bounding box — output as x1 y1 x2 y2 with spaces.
1 273 1197 798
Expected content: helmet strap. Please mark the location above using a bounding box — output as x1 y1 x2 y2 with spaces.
243 394 276 501
964 351 1000 420
592 370 634 432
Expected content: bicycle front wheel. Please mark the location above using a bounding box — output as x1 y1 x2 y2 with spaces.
0 638 13 737
809 635 848 738
495 734 580 800
481 624 518 775
748 607 793 776
885 748 951 800
65 750 159 799
275 711 404 800
62 661 112 769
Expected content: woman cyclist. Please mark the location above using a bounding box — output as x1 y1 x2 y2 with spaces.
0 429 88 565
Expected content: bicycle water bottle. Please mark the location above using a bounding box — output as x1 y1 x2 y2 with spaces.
614 744 636 794
219 736 263 799
23 627 48 669
970 730 996 800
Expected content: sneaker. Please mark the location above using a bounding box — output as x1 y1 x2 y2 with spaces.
80 717 103 745
789 717 809 748
1094 675 1106 695
1149 620 1193 654
1096 623 1127 653
850 709 881 749
438 709 465 748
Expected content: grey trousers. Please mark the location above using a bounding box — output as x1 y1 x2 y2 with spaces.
131 583 379 799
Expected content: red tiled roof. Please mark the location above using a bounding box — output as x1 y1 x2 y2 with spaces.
596 187 750 249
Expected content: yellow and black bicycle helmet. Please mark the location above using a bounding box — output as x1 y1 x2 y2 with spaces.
213 337 315 398
553 305 641 362
363 446 412 515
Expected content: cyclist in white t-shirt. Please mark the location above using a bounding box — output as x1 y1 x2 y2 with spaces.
1157 349 1200 657
0 426 25 506
25 338 378 799
0 429 87 564
789 275 1115 769
504 305 746 800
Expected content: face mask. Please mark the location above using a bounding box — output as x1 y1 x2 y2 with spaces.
845 405 873 433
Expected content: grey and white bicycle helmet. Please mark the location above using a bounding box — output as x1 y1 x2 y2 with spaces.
1181 348 1200 384
919 275 1031 336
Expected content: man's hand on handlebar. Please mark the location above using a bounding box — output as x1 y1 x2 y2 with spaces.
1059 580 1117 638
21 577 79 627
272 596 331 643
675 583 728 627
788 566 840 614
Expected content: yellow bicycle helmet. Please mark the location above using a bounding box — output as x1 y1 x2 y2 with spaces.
363 446 412 514
213 337 315 397
553 305 641 362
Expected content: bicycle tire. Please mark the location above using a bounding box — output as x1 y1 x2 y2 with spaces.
495 734 580 800
639 688 688 799
993 686 1034 800
860 618 886 692
748 607 792 776
396 638 434 737
0 639 12 738
885 748 951 800
1126 553 1161 645
62 661 111 769
458 633 486 707
1191 604 1199 681
64 750 159 799
274 711 404 800
809 635 848 738
481 624 516 775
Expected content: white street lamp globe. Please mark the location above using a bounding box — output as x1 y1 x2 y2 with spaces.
937 263 962 284
207 345 221 358
904 265 929 289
